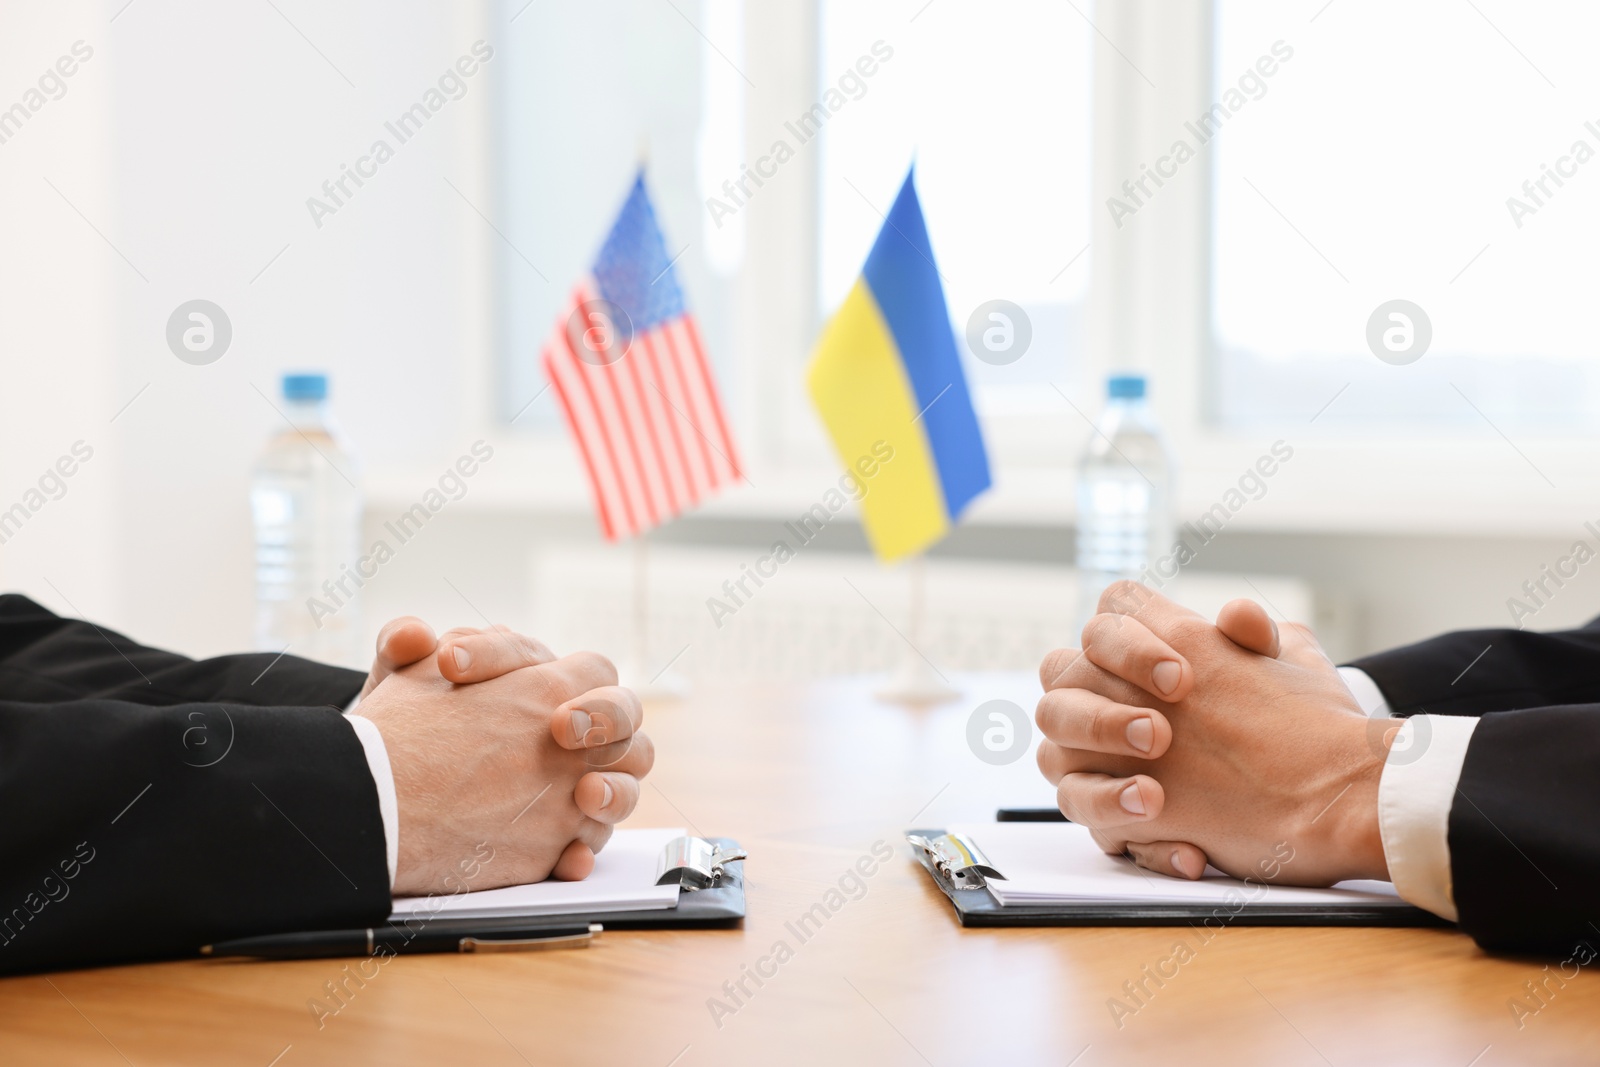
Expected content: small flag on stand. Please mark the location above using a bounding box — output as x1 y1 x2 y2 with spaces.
542 171 741 540
806 167 991 562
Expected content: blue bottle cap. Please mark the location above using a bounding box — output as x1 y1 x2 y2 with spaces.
1107 374 1146 399
282 373 328 401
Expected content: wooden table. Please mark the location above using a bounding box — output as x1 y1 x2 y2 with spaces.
2 673 1595 1066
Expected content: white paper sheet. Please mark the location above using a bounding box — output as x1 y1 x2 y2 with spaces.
948 822 1405 908
390 827 685 921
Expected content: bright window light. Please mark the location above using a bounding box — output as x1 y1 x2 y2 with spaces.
818 0 1093 411
1213 0 1600 433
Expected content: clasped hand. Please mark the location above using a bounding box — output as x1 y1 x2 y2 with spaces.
356 617 654 896
1035 581 1397 887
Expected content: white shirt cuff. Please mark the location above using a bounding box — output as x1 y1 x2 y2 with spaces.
1376 714 1479 922
345 711 399 889
1337 666 1392 717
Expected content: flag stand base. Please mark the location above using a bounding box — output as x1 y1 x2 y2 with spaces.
874 657 961 706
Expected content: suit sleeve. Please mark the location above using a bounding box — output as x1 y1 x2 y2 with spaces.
0 595 390 974
1346 616 1600 717
1347 613 1600 952
1449 703 1600 953
0 592 366 710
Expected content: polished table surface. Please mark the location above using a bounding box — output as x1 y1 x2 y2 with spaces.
3 672 1596 1066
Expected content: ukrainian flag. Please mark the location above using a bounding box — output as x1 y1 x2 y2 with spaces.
806 168 991 562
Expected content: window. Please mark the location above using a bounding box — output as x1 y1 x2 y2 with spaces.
1212 0 1600 433
495 0 741 430
817 0 1094 417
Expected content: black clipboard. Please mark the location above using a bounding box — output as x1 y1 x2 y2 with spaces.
588 834 747 929
907 827 1448 929
393 835 747 935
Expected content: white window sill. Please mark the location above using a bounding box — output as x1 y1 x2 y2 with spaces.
365 433 1597 540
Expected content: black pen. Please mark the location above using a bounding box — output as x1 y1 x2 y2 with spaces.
202 921 602 959
995 807 1070 822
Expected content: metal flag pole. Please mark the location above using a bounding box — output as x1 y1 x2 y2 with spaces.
626 533 688 704
874 553 960 706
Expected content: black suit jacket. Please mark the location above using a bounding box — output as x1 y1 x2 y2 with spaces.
1349 616 1600 954
0 594 390 975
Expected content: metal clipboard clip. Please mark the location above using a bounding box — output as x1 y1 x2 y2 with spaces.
656 836 748 891
906 832 1006 891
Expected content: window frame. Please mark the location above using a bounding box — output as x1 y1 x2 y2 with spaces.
456 0 1596 539
1077 0 1591 538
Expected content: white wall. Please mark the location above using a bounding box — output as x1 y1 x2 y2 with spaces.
1 0 493 658
0 3 123 627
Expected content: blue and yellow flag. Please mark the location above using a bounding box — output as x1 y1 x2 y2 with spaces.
806 168 991 562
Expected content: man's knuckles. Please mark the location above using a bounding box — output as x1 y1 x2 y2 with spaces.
1039 647 1081 690
1165 613 1222 648
1037 738 1066 780
1097 579 1157 617
1081 699 1116 748
538 651 619 698
1080 611 1135 651
1036 738 1145 782
587 730 654 775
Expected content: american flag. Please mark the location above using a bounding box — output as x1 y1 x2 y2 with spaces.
542 172 742 540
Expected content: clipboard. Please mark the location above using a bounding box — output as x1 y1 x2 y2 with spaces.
907 828 1448 928
204 835 749 960
424 835 749 933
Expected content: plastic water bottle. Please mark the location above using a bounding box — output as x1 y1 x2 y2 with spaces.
1075 374 1174 631
251 373 363 667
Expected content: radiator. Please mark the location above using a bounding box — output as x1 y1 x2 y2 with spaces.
529 545 1313 683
